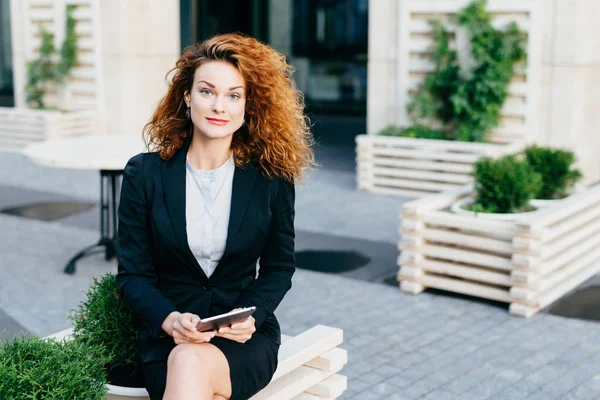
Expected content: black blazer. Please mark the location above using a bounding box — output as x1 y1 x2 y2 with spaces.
116 137 296 363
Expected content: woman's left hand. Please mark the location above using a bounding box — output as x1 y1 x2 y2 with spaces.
215 308 256 343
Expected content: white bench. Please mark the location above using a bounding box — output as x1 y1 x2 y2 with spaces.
46 325 347 400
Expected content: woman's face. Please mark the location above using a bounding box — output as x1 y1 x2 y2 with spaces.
185 61 246 141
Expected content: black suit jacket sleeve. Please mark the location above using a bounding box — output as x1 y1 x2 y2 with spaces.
116 154 177 340
237 177 296 329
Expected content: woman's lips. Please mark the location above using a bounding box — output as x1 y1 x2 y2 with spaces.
206 117 229 126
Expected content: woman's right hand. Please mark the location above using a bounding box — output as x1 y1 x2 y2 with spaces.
162 311 216 345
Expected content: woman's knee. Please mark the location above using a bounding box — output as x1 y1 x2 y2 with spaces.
166 343 231 398
167 343 213 370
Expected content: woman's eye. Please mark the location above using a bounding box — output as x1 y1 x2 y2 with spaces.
200 89 212 95
230 93 241 100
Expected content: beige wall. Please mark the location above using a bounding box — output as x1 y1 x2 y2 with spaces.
368 0 600 183
101 0 181 137
538 0 600 184
367 0 398 137
9 0 180 138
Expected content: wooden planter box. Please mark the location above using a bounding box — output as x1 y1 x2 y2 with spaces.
356 135 521 197
398 185 600 317
0 107 102 150
357 0 542 198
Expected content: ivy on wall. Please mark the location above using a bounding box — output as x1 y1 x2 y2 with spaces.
25 5 78 110
403 0 526 142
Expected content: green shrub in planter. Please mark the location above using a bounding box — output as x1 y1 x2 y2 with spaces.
471 155 543 213
407 0 526 142
524 145 583 199
69 272 143 387
378 124 448 140
0 334 108 399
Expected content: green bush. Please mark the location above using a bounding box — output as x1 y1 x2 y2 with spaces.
25 5 78 109
524 145 583 199
69 273 142 387
407 0 526 142
0 334 108 399
471 155 542 213
378 124 448 140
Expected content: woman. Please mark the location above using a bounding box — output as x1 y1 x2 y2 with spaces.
116 33 314 400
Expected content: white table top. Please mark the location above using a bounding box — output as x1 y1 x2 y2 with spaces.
22 134 148 171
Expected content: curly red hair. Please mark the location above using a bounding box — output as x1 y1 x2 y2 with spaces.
143 33 315 183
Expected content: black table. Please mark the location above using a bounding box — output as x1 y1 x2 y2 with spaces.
22 135 146 274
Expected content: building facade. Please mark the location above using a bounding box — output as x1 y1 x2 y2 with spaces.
179 0 368 115
4 0 600 182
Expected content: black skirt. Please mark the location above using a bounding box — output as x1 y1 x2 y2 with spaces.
142 332 279 400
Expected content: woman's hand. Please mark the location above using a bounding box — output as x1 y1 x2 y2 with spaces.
215 308 256 343
162 311 216 345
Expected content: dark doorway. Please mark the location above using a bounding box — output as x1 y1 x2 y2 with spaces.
291 0 368 115
180 0 269 49
0 0 14 107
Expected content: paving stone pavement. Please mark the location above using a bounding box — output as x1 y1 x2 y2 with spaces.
2 150 600 399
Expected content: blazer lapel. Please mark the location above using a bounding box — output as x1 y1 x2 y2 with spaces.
210 162 258 281
161 136 208 279
224 163 258 254
161 136 258 280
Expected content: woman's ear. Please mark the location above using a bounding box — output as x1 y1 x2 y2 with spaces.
184 92 190 108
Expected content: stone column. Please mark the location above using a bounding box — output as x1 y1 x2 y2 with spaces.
367 0 398 135
101 0 181 137
539 0 600 184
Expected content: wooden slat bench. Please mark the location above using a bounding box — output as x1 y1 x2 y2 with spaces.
46 325 347 400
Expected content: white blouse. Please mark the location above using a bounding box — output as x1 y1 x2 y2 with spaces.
185 152 235 278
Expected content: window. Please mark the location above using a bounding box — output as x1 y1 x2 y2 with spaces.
0 0 14 106
292 0 368 114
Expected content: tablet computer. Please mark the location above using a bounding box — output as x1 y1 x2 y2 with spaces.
195 306 256 332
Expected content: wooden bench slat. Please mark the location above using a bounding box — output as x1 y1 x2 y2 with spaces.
305 374 347 398
304 348 347 372
250 364 344 400
281 336 348 372
292 392 337 400
271 325 343 381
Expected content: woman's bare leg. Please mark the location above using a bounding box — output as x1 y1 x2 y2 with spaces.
163 343 232 400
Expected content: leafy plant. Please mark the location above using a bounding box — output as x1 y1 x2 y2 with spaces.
378 124 448 140
524 145 583 200
25 5 78 109
69 273 142 386
0 334 108 399
470 154 542 213
407 0 526 142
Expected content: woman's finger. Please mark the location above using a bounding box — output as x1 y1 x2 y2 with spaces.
219 326 255 337
174 320 198 341
174 330 215 344
231 316 255 330
216 328 253 338
216 332 252 343
179 313 199 333
190 314 201 328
